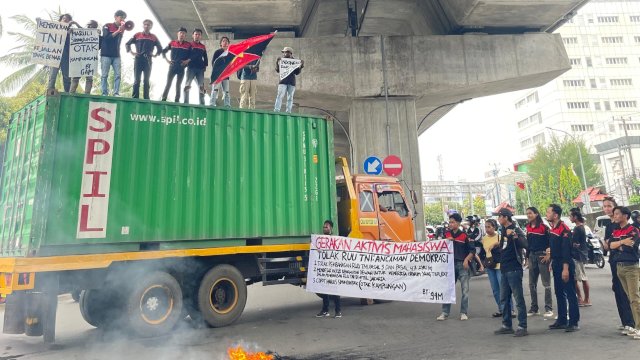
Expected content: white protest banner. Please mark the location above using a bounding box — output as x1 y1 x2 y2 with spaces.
32 18 69 68
69 28 100 77
307 235 455 303
279 58 301 81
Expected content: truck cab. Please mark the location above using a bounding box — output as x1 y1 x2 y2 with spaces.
335 158 416 242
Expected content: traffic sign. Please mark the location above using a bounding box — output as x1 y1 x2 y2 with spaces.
383 155 403 177
363 156 382 175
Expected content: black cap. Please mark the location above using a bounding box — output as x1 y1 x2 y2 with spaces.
449 213 462 223
178 27 187 33
498 208 513 217
115 10 127 18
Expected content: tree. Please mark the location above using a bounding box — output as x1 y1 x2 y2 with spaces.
461 196 486 218
0 78 47 144
424 203 445 226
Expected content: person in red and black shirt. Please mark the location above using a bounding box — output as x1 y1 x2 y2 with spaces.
100 10 127 96
525 206 553 317
161 27 192 102
125 19 162 100
436 213 475 321
546 204 580 332
609 206 640 339
183 29 208 105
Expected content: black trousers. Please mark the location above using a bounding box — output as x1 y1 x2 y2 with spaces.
610 261 635 327
132 56 153 99
161 65 185 102
320 294 341 313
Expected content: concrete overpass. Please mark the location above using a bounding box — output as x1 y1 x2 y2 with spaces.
144 0 586 238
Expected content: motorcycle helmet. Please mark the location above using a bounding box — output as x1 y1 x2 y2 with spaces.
465 215 476 225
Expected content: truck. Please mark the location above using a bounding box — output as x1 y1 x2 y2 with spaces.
0 93 418 342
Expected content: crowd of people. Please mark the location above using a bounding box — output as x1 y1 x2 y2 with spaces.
436 201 640 339
47 10 303 112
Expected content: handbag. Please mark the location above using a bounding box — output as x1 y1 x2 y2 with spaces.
482 256 497 269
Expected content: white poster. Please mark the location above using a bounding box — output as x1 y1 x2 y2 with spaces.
69 28 100 77
278 58 301 80
307 235 456 303
32 18 69 68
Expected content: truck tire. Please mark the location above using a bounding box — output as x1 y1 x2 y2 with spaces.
197 264 247 328
124 271 183 337
79 289 115 328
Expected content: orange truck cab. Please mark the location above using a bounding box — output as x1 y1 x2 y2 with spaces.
335 158 417 242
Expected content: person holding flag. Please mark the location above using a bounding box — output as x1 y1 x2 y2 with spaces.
274 47 304 113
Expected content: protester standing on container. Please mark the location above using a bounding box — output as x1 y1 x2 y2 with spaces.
525 206 553 318
70 20 100 94
239 60 259 109
125 19 162 100
437 213 474 321
210 36 231 107
161 27 192 102
274 47 303 113
316 220 342 318
183 29 208 105
47 14 80 93
569 208 591 307
100 10 127 96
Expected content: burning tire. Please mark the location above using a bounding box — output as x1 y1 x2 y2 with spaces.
124 271 183 337
197 264 247 328
79 289 117 328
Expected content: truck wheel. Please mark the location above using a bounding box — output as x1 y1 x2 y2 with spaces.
79 289 116 328
124 271 183 337
197 264 247 328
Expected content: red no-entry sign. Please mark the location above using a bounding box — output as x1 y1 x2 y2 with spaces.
383 155 403 177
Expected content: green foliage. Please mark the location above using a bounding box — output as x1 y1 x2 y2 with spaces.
424 203 445 226
461 196 486 218
0 77 47 144
630 179 640 205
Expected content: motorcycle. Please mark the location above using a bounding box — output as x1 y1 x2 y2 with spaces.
586 234 605 268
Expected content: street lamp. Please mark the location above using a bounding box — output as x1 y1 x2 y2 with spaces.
546 127 591 213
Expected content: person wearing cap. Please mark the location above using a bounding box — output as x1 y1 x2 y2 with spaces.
161 27 192 102
546 204 580 332
100 10 127 96
493 208 528 337
125 19 162 100
70 20 100 94
274 46 304 113
47 14 80 93
210 36 231 107
183 29 208 105
436 213 475 321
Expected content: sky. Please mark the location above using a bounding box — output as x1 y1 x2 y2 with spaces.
0 0 534 183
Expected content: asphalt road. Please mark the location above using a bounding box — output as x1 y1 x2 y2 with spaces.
0 263 635 360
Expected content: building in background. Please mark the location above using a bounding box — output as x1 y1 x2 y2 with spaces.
514 0 640 204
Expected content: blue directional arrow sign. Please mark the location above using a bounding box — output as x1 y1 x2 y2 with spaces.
363 156 383 175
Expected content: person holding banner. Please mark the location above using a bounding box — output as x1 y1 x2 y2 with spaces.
47 14 80 93
184 29 208 105
210 37 231 107
315 220 342 319
70 20 100 94
161 27 192 102
100 10 127 96
126 19 162 100
274 47 303 113
437 213 475 321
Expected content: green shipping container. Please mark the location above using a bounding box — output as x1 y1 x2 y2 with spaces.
0 94 336 257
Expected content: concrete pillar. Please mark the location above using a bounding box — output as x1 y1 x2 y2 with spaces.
349 97 425 240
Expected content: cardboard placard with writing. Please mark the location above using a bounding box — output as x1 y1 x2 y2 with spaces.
278 58 301 81
307 235 456 303
69 28 100 77
32 18 69 68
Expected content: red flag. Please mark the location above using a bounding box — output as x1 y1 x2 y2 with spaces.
211 33 275 84
215 53 261 84
227 33 275 56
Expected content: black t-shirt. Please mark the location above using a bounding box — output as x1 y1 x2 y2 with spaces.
499 223 526 272
571 224 588 262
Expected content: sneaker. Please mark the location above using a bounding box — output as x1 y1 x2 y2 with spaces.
634 333 640 340
549 322 567 330
492 312 503 318
543 311 554 318
514 327 528 337
436 313 448 321
565 325 580 332
316 311 330 318
621 326 634 335
334 312 342 318
527 310 539 317
460 313 469 321
627 328 639 337
494 326 515 335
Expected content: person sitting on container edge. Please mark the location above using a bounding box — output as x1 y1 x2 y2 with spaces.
437 213 474 321
316 220 342 318
274 46 303 113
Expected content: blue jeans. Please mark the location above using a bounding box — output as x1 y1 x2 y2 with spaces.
274 84 295 113
552 261 580 326
442 260 470 315
500 269 527 329
487 268 502 312
210 79 230 107
100 56 121 96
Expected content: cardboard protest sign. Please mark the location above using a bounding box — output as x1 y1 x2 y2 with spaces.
307 235 455 303
278 58 301 81
32 18 69 68
69 28 100 77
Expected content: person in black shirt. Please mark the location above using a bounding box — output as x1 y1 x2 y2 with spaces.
525 206 553 317
547 204 580 332
161 27 191 102
125 19 162 100
274 46 304 113
315 220 342 318
494 208 528 337
569 208 591 307
100 10 127 96
632 210 640 230
210 37 231 107
437 213 474 321
183 29 208 105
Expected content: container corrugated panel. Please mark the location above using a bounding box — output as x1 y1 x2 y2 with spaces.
0 94 336 257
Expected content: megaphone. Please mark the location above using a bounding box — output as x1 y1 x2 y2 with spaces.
120 20 135 31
